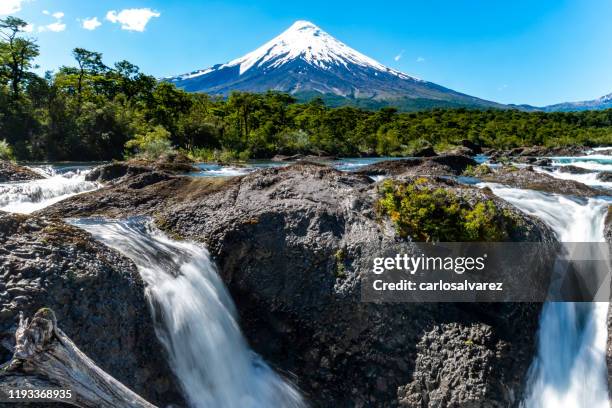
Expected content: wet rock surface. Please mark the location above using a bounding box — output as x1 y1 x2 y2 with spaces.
0 161 44 183
598 172 612 182
480 166 604 197
488 146 590 163
557 165 594 175
0 212 182 407
355 155 477 177
39 163 556 407
86 154 197 183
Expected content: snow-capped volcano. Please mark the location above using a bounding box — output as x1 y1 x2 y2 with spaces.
182 20 412 80
167 20 502 110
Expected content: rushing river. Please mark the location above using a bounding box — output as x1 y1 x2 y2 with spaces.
0 164 98 213
2 152 612 407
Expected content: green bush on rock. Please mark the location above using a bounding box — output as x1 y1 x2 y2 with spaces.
377 178 518 242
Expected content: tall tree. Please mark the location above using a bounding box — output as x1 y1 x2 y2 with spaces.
0 17 39 101
72 48 105 108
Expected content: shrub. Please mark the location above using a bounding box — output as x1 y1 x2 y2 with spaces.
463 164 492 177
125 125 175 160
187 147 249 163
377 179 515 241
0 139 15 161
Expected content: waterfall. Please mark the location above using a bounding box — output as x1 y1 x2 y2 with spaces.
71 217 305 408
481 183 610 408
0 167 97 214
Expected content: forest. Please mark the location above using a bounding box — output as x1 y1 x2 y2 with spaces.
1 16 612 162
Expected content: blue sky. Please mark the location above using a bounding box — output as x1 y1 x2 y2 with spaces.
3 0 612 106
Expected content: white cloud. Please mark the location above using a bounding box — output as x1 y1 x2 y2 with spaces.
0 0 27 15
416 56 426 63
39 22 66 32
106 8 160 32
22 23 34 32
81 17 101 30
38 10 66 33
394 50 404 62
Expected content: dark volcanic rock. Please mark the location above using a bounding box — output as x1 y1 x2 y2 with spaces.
356 155 477 177
271 154 304 162
558 165 593 175
86 157 196 183
0 161 43 183
533 158 552 167
39 171 219 219
598 172 612 182
85 162 151 182
481 166 604 197
488 146 590 164
412 146 438 157
38 163 555 407
461 139 483 154
445 146 476 157
0 212 182 406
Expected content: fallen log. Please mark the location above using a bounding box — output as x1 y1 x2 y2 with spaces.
0 308 157 408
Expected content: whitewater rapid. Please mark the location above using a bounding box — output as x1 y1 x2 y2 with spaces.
71 218 305 408
0 166 98 213
482 183 610 408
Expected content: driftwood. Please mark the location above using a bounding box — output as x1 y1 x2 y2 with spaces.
0 308 157 408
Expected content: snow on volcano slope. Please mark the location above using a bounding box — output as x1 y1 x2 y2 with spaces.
167 21 503 108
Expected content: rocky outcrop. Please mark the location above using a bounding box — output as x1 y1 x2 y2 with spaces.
598 172 612 182
488 146 589 163
558 165 593 175
40 163 555 407
412 146 438 157
461 139 483 154
271 154 337 162
0 161 43 183
356 155 477 178
481 166 604 197
86 155 197 183
0 212 182 406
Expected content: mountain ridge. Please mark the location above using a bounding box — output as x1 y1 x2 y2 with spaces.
539 92 612 112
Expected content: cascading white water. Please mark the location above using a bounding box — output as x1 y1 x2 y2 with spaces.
71 217 305 408
0 167 98 213
481 183 610 408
